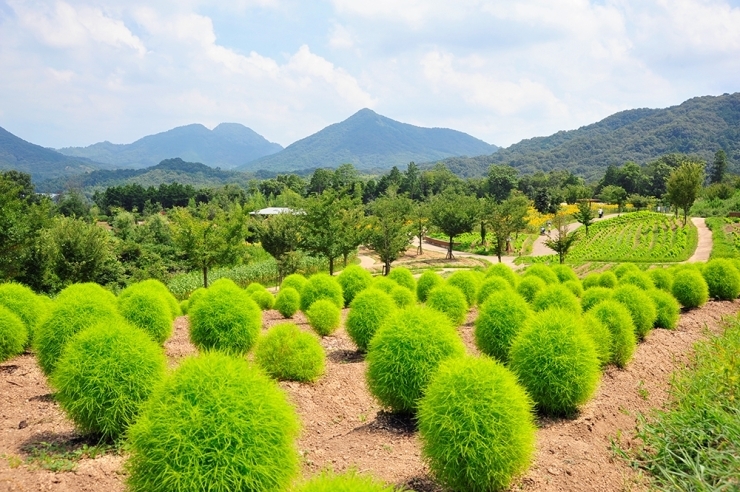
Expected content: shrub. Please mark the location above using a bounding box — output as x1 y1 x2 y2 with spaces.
390 285 415 309
371 276 397 294
613 285 657 340
523 264 558 284
485 263 518 287
598 271 618 288
0 306 27 363
35 284 120 376
581 287 612 312
121 279 180 319
591 300 637 367
281 273 307 294
619 271 655 291
477 276 511 305
306 299 341 336
551 264 578 283
126 352 299 492
418 356 535 492
189 279 262 355
251 289 275 310
366 306 465 412
671 269 709 309
337 265 373 306
245 282 267 295
0 282 43 346
426 285 468 326
117 287 173 345
532 284 582 314
516 275 546 304
648 268 673 292
702 259 740 300
346 289 397 351
179 300 189 315
582 313 612 367
614 263 640 279
274 287 300 318
509 309 601 415
582 273 601 290
648 289 680 330
255 323 325 382
446 271 479 306
416 270 443 302
474 290 530 362
187 287 207 312
388 267 416 292
295 470 399 492
300 274 343 312
52 319 166 440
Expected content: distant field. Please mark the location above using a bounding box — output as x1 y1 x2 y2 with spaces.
706 217 740 259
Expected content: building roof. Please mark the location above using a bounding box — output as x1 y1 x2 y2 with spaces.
250 207 294 215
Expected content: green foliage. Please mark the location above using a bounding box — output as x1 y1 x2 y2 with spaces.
648 268 673 292
523 264 559 284
179 300 189 314
416 270 443 303
281 273 308 294
613 285 658 340
429 190 480 259
446 270 479 306
667 160 705 224
245 282 267 295
509 309 601 415
532 284 582 314
366 306 465 413
346 289 397 352
306 299 341 336
300 273 343 312
388 267 416 292
35 283 120 376
582 273 601 290
581 287 613 312
0 282 43 346
187 287 207 312
702 259 740 300
117 286 173 345
477 276 511 305
591 300 637 367
255 323 325 382
274 287 300 318
189 279 262 355
390 285 415 309
371 276 397 294
516 275 546 303
337 265 372 307
485 263 518 287
294 469 400 492
418 356 535 492
551 264 578 283
52 319 166 440
126 352 300 492
0 306 26 362
251 289 275 310
365 195 413 274
671 269 709 309
474 290 530 363
128 279 181 319
619 271 655 290
582 313 613 367
648 289 680 330
599 271 618 288
426 285 469 326
563 280 584 298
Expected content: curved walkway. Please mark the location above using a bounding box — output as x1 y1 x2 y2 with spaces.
687 217 712 263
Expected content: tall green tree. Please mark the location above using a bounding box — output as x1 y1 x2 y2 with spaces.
429 190 479 259
410 201 430 255
257 211 302 284
573 200 595 236
365 195 413 275
599 185 628 212
300 190 348 275
710 149 727 184
666 160 705 225
486 193 529 262
544 212 579 264
486 165 518 202
337 203 366 268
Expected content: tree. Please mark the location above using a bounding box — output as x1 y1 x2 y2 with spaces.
429 190 479 259
365 195 413 275
486 194 529 262
257 211 302 285
411 201 430 254
572 200 595 237
401 162 422 200
300 190 347 275
337 203 366 268
599 185 628 212
544 212 579 264
628 194 651 211
710 149 727 184
486 165 518 202
307 169 334 195
666 160 705 225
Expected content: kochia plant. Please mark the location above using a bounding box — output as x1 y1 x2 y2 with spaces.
476 277 511 306
648 268 673 292
346 288 397 351
648 289 680 330
0 306 27 363
251 289 275 311
613 284 657 339
274 287 301 318
551 264 578 283
446 270 479 306
598 271 618 288
426 285 468 326
485 263 518 287
120 279 180 319
563 280 584 298
390 285 415 309
416 270 443 303
337 265 372 306
0 282 43 346
590 300 636 367
300 273 344 311
306 299 341 336
619 271 655 291
671 269 709 309
522 264 559 285
117 285 172 344
281 273 308 294
702 259 740 300
295 470 400 492
516 275 546 304
582 313 613 367
532 284 582 314
388 267 416 292
581 287 613 312
255 323 325 382
474 290 530 363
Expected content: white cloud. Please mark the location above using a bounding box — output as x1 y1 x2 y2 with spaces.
329 22 354 49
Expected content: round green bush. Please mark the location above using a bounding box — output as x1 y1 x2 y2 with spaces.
0 306 27 362
251 289 275 310
590 300 636 367
416 270 443 302
474 290 530 362
189 279 262 355
0 282 43 346
426 285 468 326
337 265 373 306
274 287 301 318
648 289 680 330
485 263 518 287
255 323 325 382
582 273 601 290
126 352 299 492
446 270 479 306
390 285 415 309
563 280 584 298
371 276 398 294
476 276 511 305
523 264 558 284
117 288 173 345
613 285 657 340
418 356 535 492
121 280 180 319
516 275 546 303
35 284 120 376
300 274 344 312
702 259 740 300
281 273 307 294
366 306 465 413
532 284 582 314
295 470 398 492
52 319 166 440
582 313 612 367
179 300 189 314
245 282 267 295
619 271 654 291
671 269 709 309
648 268 673 292
551 264 578 283
613 263 640 279
581 287 612 312
187 287 207 312
388 267 416 292
598 271 618 288
346 289 397 351
306 299 341 336
509 309 601 415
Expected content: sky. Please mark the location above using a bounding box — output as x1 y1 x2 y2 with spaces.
1 0 740 150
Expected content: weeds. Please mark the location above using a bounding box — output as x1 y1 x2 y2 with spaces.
22 441 115 472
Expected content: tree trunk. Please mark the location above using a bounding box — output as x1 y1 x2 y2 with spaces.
202 266 208 288
417 234 423 255
343 253 348 267
384 259 391 276
329 257 334 276
447 236 454 260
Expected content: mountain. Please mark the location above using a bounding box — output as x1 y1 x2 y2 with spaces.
58 123 283 170
428 93 740 180
35 158 255 193
238 109 497 172
0 126 113 182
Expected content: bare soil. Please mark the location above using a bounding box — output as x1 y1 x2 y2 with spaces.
2 300 738 492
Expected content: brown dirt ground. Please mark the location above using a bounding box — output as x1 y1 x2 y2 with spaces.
1 300 738 492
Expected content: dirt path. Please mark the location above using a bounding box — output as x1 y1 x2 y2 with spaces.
687 217 712 263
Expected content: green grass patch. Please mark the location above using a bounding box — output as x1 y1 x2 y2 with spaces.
21 440 116 472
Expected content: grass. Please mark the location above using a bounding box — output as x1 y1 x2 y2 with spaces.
20 441 116 472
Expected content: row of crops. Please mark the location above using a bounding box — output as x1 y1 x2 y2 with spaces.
1 256 739 491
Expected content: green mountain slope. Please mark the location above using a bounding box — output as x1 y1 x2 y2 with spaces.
58 123 283 170
239 108 497 172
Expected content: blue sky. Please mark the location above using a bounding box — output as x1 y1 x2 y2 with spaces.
1 0 739 150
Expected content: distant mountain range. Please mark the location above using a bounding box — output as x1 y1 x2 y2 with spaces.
238 109 498 172
57 123 283 170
